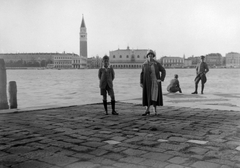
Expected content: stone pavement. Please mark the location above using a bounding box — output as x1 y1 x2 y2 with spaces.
1 102 240 168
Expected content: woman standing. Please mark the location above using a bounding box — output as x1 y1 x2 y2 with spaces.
140 50 166 116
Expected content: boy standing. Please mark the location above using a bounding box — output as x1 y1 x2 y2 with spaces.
98 55 118 115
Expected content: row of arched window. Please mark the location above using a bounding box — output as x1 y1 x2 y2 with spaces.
112 64 142 68
112 55 144 59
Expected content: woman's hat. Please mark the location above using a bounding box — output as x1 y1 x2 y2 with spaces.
146 50 156 58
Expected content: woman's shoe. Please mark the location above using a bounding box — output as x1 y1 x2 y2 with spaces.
112 111 119 115
142 111 150 116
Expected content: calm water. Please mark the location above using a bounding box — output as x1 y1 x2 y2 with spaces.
6 68 240 109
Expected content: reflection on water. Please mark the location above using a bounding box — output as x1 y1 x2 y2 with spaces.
6 68 240 109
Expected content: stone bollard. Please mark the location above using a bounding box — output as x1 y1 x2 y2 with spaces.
0 59 9 109
8 81 18 109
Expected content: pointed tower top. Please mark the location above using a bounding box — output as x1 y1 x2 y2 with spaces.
81 14 86 28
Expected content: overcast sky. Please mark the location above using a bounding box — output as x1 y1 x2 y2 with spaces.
0 0 239 59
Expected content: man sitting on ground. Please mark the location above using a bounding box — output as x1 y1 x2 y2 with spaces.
167 74 182 93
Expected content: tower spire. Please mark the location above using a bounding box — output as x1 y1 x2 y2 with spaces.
81 14 86 28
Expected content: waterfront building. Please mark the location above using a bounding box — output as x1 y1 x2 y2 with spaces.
205 53 223 67
87 56 102 69
0 53 53 67
183 59 193 68
0 52 81 69
53 53 80 69
109 46 148 69
160 56 184 68
187 56 200 67
79 15 88 68
226 52 240 68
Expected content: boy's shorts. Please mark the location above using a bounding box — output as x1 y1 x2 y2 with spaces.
101 85 114 97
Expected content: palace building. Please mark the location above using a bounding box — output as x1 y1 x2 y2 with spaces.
109 46 148 68
226 52 240 68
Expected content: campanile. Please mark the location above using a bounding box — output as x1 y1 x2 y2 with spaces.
80 15 87 68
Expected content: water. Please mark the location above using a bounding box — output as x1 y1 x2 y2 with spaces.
5 68 240 109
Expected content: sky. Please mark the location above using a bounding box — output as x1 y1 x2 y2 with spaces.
0 0 240 59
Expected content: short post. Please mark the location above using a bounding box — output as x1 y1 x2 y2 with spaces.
0 59 9 109
8 81 18 109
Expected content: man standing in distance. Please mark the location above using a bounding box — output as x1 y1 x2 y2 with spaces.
192 55 209 94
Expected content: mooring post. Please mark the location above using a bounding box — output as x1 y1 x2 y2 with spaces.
0 59 9 109
8 81 17 109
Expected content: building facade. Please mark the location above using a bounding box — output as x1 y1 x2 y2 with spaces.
0 52 81 69
109 46 148 69
205 53 223 67
79 15 88 68
0 53 53 67
160 56 184 68
53 53 80 69
225 52 240 68
87 56 102 69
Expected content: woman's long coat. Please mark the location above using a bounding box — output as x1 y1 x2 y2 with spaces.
140 60 166 106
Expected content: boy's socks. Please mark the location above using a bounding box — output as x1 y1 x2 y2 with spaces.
111 100 119 115
103 100 108 115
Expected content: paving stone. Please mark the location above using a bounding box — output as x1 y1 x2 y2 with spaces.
73 153 96 161
168 137 188 142
39 154 79 167
158 143 189 151
1 102 240 167
165 164 185 168
139 159 169 168
104 140 121 145
113 162 147 168
141 152 173 161
111 136 127 142
191 161 221 168
90 149 109 156
12 160 52 168
157 139 169 142
20 150 55 159
122 149 147 156
187 140 208 145
0 154 28 166
103 153 126 161
187 147 209 155
65 161 100 168
6 146 36 154
168 156 189 164
119 156 146 164
82 141 106 148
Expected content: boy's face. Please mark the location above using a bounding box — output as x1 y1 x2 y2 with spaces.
103 59 109 67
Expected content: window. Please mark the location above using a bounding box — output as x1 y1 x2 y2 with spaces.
113 55 115 58
137 55 140 58
126 55 129 58
120 55 122 58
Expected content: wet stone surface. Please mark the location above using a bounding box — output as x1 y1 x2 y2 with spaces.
0 102 240 167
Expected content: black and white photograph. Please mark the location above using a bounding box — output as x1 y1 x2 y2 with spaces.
0 0 240 167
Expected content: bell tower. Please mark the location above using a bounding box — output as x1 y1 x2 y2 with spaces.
80 15 87 68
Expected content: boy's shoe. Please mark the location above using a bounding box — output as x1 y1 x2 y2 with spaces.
112 111 119 115
191 91 198 94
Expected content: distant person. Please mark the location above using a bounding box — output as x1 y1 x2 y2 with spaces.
98 55 118 115
167 74 182 93
192 55 209 94
140 50 166 116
